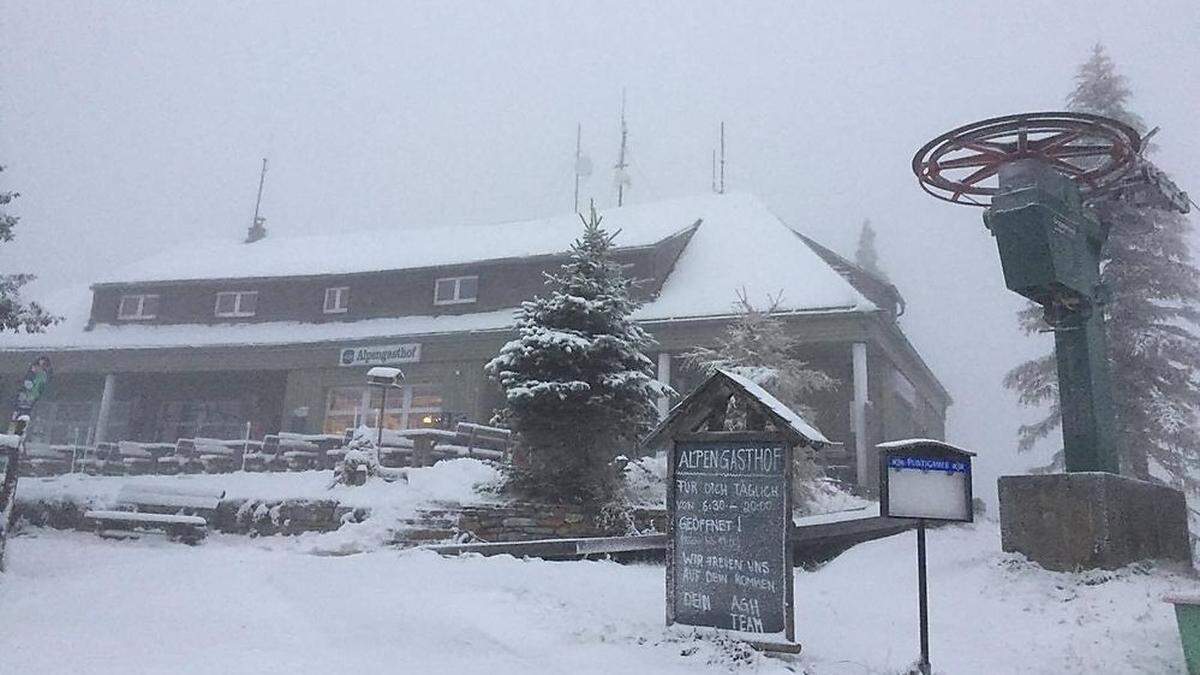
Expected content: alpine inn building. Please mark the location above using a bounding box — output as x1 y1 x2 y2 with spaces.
0 193 950 488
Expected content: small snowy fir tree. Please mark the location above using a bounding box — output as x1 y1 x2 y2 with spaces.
333 427 404 486
1004 44 1200 483
485 202 668 504
334 430 379 486
854 219 888 281
0 165 55 333
684 291 838 508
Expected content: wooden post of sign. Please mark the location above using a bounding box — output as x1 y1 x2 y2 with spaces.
877 439 976 675
916 519 930 675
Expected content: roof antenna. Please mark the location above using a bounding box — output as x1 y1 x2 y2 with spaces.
573 123 593 214
614 89 631 207
245 158 268 243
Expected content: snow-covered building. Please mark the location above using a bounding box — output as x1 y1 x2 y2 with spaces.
0 193 949 487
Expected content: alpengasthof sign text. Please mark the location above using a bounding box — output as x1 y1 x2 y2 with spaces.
670 440 791 638
338 343 421 367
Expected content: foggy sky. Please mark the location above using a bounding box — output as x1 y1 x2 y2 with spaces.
2 1 1198 503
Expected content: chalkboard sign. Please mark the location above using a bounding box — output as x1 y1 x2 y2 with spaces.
667 436 794 644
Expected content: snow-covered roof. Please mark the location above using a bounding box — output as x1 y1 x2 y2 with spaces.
716 369 830 445
642 368 833 448
876 438 976 456
0 193 875 351
95 205 699 285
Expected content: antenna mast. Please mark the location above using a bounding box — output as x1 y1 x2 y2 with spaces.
615 90 630 207
245 158 268 243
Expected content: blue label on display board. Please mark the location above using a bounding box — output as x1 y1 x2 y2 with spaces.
887 455 969 474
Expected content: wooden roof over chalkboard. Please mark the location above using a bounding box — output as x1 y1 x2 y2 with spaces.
642 369 834 449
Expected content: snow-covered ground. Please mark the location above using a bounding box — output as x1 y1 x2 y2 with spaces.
1 520 1194 674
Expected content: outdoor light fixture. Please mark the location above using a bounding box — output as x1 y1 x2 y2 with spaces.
366 366 405 447
366 366 404 388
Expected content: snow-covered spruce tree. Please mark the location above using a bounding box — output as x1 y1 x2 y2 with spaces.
485 203 668 504
1004 44 1200 482
854 219 888 281
332 428 403 486
0 166 55 333
684 290 838 508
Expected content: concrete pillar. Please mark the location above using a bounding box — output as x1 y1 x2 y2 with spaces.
656 352 672 419
94 373 117 444
851 343 869 487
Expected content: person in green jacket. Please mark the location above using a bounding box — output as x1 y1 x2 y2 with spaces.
9 355 51 434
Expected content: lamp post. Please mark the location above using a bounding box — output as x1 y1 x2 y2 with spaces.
366 366 405 448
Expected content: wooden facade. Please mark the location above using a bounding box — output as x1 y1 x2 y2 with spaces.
88 224 697 327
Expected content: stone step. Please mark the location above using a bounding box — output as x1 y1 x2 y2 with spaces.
394 518 457 529
388 528 458 544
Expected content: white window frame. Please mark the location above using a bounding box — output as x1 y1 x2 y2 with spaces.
433 275 478 305
214 291 258 318
324 286 350 314
322 384 443 434
117 294 159 320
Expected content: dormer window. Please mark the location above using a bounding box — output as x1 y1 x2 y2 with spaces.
118 294 159 320
324 286 350 314
434 276 478 305
215 291 258 318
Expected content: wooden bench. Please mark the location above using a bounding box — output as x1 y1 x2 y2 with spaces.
398 428 458 466
156 439 205 475
451 422 511 461
339 423 514 467
191 437 249 473
19 442 75 476
341 427 416 467
286 433 345 470
83 483 225 544
240 438 274 472
118 441 175 475
78 442 128 476
276 433 328 471
415 424 512 464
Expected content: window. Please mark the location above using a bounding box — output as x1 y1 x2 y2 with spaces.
433 275 478 305
155 399 244 441
117 294 160 320
26 400 131 445
215 291 258 318
322 384 444 435
324 286 350 314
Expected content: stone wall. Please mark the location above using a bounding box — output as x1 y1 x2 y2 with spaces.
14 495 666 545
14 497 359 537
457 503 666 543
15 498 89 530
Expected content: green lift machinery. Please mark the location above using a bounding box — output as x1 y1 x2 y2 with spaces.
912 112 1191 473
